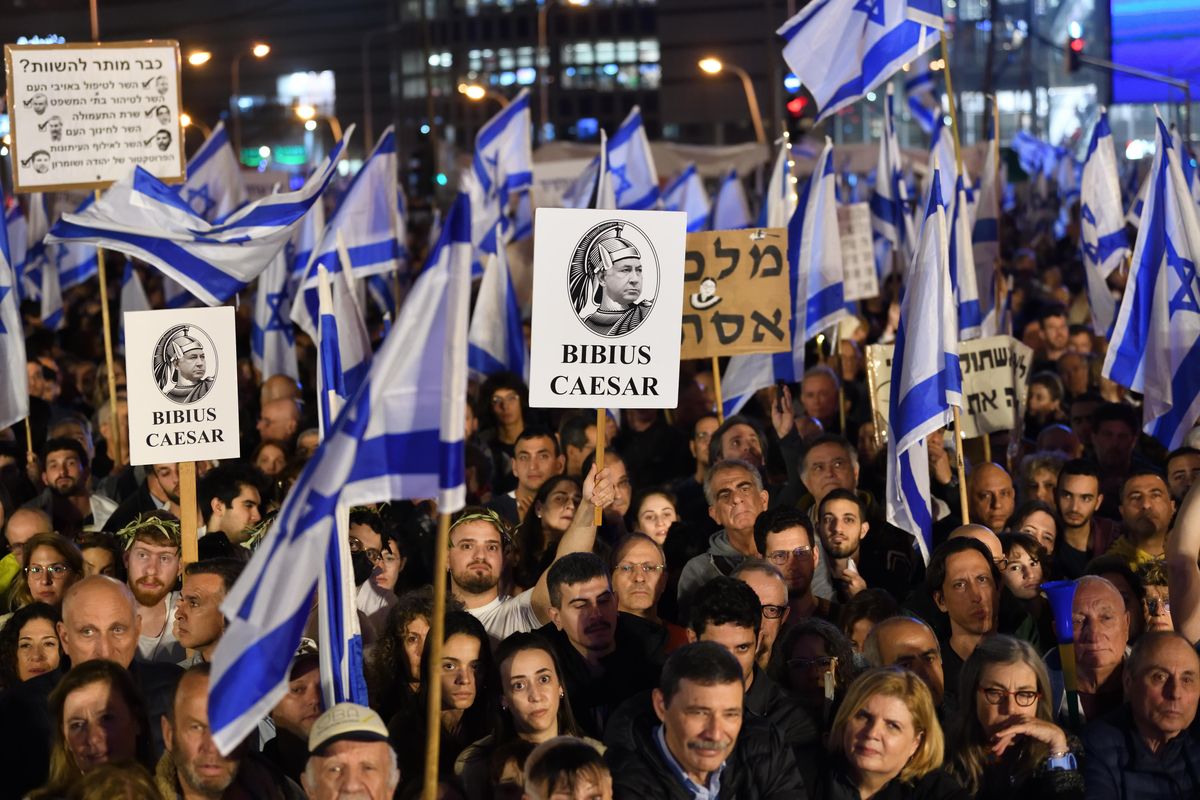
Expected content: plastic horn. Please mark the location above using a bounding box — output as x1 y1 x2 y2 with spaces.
1042 579 1080 728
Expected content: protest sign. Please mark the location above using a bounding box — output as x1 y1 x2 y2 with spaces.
838 202 879 301
124 306 240 466
5 40 184 192
866 335 1033 441
528 208 686 409
680 227 791 360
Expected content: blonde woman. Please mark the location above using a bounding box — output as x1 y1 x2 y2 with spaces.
814 667 964 799
944 635 1083 799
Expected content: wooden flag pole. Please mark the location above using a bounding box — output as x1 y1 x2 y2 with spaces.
178 461 198 564
23 418 33 459
421 512 452 800
711 356 725 423
593 409 605 525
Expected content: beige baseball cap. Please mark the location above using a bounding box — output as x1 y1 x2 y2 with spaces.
307 702 390 755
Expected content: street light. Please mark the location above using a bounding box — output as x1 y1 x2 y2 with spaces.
295 103 344 140
536 0 588 141
698 57 766 146
231 41 271 158
187 50 212 66
180 112 212 138
458 82 510 108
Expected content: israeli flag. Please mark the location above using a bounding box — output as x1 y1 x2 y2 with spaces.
1080 109 1130 335
759 140 798 229
949 175 982 339
468 91 533 259
119 262 151 350
872 86 915 272
47 129 352 307
251 247 299 382
22 193 49 300
468 222 527 381
1103 115 1200 450
607 107 659 210
663 164 711 232
209 193 472 755
316 258 372 435
0 183 29 431
709 170 752 230
926 120 958 213
179 121 248 222
905 52 939 134
887 154 961 561
561 156 603 210
292 128 405 337
973 108 1001 337
5 204 28 302
49 196 99 290
778 0 943 121
40 248 63 331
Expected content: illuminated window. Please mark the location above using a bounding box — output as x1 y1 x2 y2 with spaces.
561 37 659 90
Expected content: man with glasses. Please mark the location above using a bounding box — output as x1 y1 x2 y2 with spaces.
731 559 790 669
753 507 837 623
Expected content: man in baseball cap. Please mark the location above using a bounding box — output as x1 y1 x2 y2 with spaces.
302 702 399 800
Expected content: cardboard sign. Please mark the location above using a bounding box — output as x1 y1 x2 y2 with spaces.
865 335 1034 441
5 40 185 192
124 306 240 466
529 208 686 409
680 227 791 360
838 202 879 302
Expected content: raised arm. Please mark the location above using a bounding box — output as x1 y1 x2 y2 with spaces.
1167 477 1200 643
530 464 614 623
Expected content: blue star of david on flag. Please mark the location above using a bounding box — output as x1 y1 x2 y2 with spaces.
186 185 217 219
609 163 633 201
265 291 295 343
1169 237 1200 316
0 286 9 335
855 0 885 25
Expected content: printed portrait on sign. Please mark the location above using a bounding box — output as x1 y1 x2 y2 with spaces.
25 93 48 115
567 220 659 337
153 325 217 404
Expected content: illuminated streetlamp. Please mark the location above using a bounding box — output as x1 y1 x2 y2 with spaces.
295 103 343 140
231 41 271 157
458 82 510 108
187 50 212 67
698 57 766 146
180 112 212 138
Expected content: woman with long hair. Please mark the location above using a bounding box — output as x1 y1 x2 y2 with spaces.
767 617 857 730
814 667 963 799
365 586 438 722
512 477 583 591
31 660 152 799
626 489 678 546
0 602 62 690
1007 499 1060 558
6 531 83 613
456 633 597 800
944 635 1083 799
389 611 495 796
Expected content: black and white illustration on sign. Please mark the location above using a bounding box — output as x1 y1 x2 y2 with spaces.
153 325 217 404
568 220 659 337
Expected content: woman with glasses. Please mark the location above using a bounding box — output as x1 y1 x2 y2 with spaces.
513 477 588 592
944 635 1083 799
768 617 857 731
609 534 688 653
1135 560 1173 633
4 532 82 617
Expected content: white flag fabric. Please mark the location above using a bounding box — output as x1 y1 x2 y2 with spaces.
468 222 527 381
972 109 1001 337
316 263 372 434
709 170 752 230
872 86 915 273
949 175 982 339
662 163 711 233
209 192 471 754
759 140 798 229
0 183 29 430
251 247 300 381
1103 116 1200 449
469 89 533 256
778 0 942 121
1079 108 1130 335
5 203 28 302
47 129 352 306
119 262 151 350
606 107 659 210
179 121 248 222
887 154 962 562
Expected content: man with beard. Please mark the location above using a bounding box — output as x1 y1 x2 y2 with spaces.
1054 459 1121 579
706 415 766 471
817 488 916 602
124 513 185 664
25 437 116 537
158 664 303 799
450 465 613 645
105 462 193 532
1109 470 1176 569
752 507 837 623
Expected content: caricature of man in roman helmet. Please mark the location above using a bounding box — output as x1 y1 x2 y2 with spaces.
567 221 654 336
153 326 215 404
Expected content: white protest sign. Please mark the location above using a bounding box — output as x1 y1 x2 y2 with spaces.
4 40 185 192
529 208 686 409
838 202 879 301
124 306 240 466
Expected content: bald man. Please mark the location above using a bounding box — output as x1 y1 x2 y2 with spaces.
260 374 301 407
0 576 182 796
968 463 1016 532
257 398 301 444
1053 576 1130 725
863 617 945 707
948 524 1005 569
0 508 53 594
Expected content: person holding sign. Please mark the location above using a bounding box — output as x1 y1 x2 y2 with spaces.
569 223 653 337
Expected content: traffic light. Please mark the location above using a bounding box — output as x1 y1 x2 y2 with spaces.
1066 36 1085 74
787 96 809 118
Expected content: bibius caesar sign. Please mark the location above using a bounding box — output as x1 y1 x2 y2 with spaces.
529 208 685 409
124 306 240 466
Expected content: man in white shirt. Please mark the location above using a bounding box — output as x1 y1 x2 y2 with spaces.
123 512 185 664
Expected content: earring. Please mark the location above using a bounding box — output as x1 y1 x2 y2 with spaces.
559 690 564 698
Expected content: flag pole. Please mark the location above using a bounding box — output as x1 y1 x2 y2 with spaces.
422 511 451 800
593 409 605 525
179 461 198 564
979 96 998 466
710 357 725 423
940 28 971 522
23 418 33 459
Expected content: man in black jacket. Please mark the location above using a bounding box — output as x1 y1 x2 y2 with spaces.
607 641 806 799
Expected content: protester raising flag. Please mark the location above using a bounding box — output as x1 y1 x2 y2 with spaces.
709 169 752 230
468 222 527 381
251 247 300 382
1103 116 1200 450
46 128 352 306
887 156 961 561
662 163 710 232
973 104 1001 336
872 86 915 274
209 192 472 755
1079 108 1130 335
0 183 28 431
777 0 942 121
179 120 248 222
606 107 659 210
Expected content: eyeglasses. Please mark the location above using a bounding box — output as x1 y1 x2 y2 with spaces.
26 563 72 579
615 563 665 575
766 546 812 565
490 393 520 407
349 538 383 564
761 603 788 620
978 686 1040 707
787 655 837 671
1144 598 1171 615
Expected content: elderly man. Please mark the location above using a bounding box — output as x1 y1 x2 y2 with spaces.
732 558 790 669
306 703 399 800
863 616 945 709
1050 576 1130 728
257 397 302 444
1084 631 1200 798
967 462 1016 533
